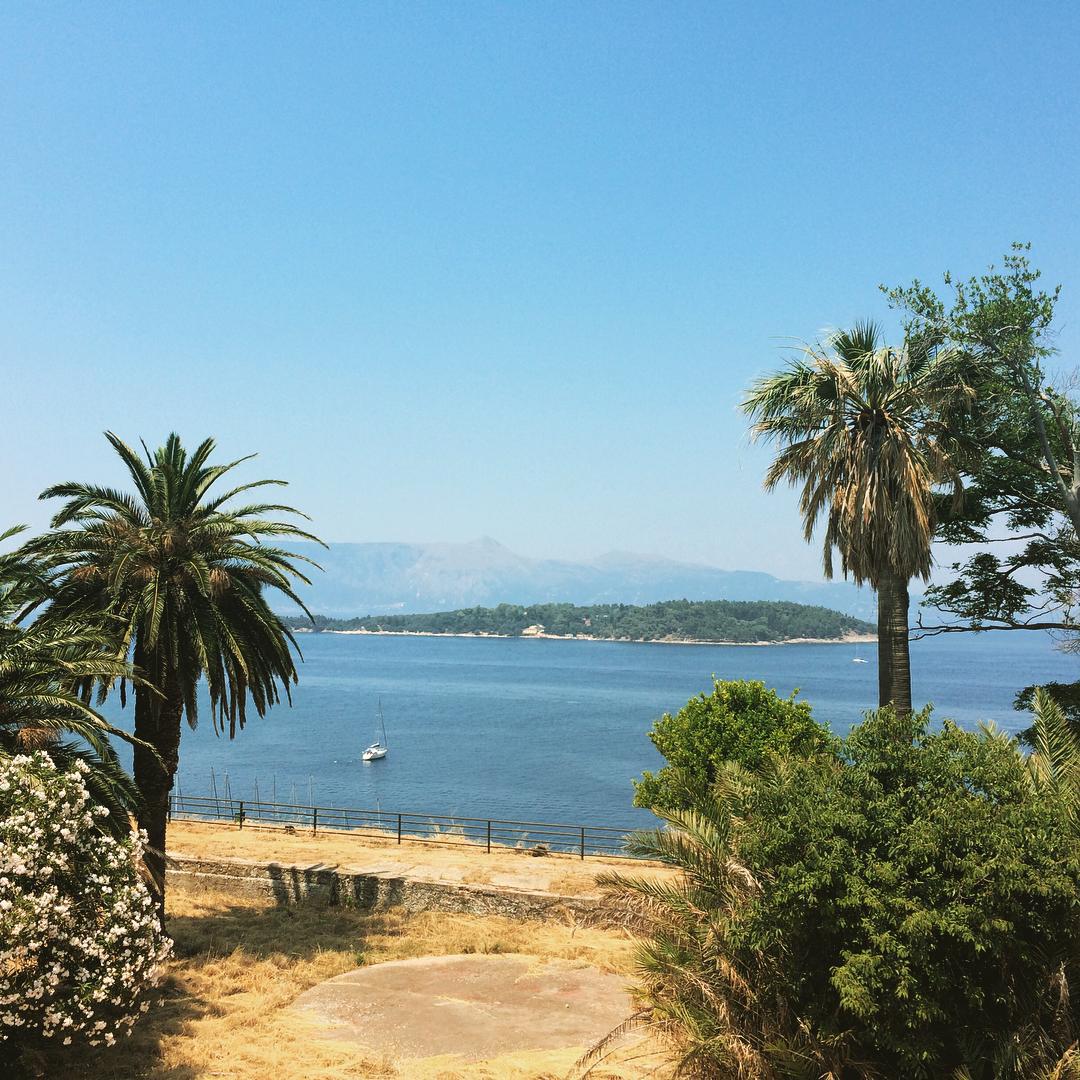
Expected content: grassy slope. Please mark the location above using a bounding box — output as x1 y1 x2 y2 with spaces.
27 886 658 1080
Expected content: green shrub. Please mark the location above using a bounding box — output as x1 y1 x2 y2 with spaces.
633 678 828 811
605 707 1080 1079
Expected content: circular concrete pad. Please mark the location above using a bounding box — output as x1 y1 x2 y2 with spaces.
292 953 632 1061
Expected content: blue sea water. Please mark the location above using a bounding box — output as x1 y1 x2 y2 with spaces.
110 631 1078 832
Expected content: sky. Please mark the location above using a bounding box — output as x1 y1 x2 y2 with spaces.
2 1 1078 581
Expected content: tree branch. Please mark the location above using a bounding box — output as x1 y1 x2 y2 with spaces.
912 620 1076 638
1009 347 1080 531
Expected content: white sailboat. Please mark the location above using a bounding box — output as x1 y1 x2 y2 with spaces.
362 700 389 762
852 641 869 663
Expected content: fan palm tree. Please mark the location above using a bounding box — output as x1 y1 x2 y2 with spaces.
25 434 321 916
742 322 969 713
0 525 142 838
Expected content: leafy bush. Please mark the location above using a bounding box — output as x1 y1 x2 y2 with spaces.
0 752 170 1055
633 679 828 811
604 708 1080 1079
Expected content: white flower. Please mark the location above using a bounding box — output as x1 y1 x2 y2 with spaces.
0 754 170 1048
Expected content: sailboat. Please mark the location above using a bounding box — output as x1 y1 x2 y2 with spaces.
852 641 869 664
362 699 389 761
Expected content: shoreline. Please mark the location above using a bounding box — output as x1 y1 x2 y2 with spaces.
300 628 877 647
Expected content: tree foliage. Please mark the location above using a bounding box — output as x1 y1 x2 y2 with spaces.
24 433 321 914
742 322 972 713
885 244 1080 638
294 599 872 643
632 678 827 811
599 708 1080 1079
1015 681 1080 748
0 526 142 838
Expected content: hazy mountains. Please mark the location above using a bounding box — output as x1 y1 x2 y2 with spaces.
283 538 875 620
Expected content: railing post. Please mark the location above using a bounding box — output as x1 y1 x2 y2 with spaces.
580 826 586 860
167 795 172 823
312 806 318 834
486 820 491 854
397 813 402 844
238 800 245 830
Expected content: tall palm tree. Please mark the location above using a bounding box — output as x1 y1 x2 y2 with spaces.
742 323 968 713
0 525 143 838
25 434 321 916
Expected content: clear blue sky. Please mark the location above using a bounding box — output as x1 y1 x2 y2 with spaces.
2 2 1077 580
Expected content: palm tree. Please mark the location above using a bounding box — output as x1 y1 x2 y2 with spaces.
742 323 968 713
1024 687 1080 831
584 785 782 1080
0 525 142 838
25 434 321 916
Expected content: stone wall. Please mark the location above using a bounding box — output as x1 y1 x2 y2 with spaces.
167 854 601 922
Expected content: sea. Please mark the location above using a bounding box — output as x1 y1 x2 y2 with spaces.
110 631 1078 833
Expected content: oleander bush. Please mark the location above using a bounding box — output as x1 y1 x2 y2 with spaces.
0 752 171 1059
603 705 1080 1079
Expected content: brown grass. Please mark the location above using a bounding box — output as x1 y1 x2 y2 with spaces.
166 819 674 898
25 886 661 1080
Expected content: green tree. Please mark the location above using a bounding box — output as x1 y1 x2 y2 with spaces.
633 679 827 811
885 245 1080 641
598 708 1080 1079
742 322 970 713
25 434 321 916
886 247 1080 734
0 526 142 837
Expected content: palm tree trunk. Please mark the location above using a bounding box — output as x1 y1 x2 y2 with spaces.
876 571 913 715
876 576 894 709
132 657 183 925
886 573 913 715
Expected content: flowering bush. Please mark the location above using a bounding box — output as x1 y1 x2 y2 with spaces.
0 752 171 1050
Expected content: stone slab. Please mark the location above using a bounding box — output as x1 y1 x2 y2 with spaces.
291 953 631 1061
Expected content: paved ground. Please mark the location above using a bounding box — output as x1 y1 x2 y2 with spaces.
291 953 632 1061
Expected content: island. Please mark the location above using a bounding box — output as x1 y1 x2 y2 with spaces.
283 599 875 645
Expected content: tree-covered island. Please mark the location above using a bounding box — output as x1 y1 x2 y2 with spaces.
285 599 874 643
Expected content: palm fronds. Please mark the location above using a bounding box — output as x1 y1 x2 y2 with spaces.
0 529 147 837
1026 687 1080 829
27 431 324 737
587 774 795 1080
742 329 970 587
23 432 323 913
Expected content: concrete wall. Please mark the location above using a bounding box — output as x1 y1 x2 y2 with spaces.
167 854 601 922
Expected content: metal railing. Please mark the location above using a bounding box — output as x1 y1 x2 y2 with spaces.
168 793 638 859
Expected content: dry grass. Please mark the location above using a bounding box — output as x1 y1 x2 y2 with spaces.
25 886 660 1080
166 819 674 898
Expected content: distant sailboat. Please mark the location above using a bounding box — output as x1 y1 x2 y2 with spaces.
362 699 389 761
852 641 869 664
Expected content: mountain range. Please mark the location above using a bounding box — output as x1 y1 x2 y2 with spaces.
282 538 876 620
